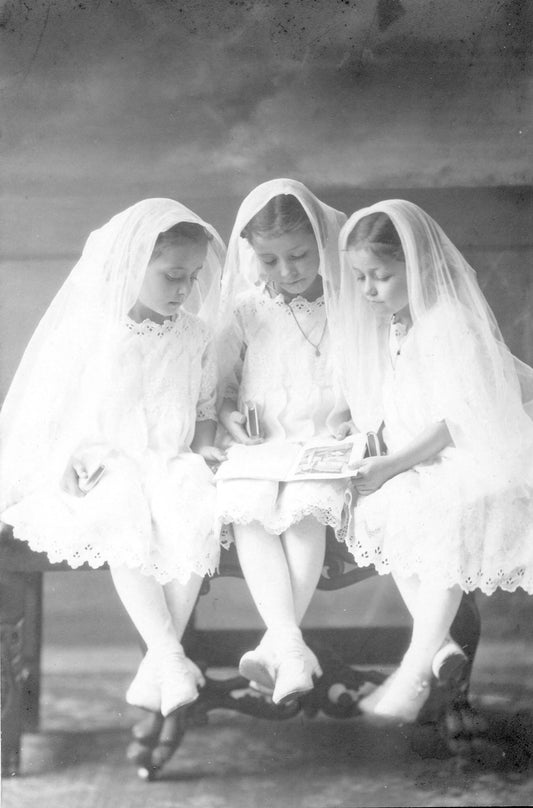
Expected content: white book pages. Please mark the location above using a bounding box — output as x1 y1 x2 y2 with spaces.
215 434 367 482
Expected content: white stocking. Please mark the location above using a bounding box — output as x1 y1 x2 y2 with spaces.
393 573 421 618
110 565 179 654
401 578 463 676
163 573 203 641
234 521 298 633
281 516 326 623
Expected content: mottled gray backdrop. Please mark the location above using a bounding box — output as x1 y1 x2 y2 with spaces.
1 0 532 643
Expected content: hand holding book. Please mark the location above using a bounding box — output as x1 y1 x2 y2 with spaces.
215 432 381 483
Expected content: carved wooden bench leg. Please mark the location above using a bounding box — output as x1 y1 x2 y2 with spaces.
21 573 43 733
0 570 28 776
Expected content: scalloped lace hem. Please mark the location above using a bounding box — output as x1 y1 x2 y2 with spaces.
346 541 533 596
9 526 219 586
219 503 347 541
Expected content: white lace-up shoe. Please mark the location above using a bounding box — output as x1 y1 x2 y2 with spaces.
271 637 322 705
360 664 430 723
126 650 203 714
239 644 277 691
126 653 161 712
157 648 199 716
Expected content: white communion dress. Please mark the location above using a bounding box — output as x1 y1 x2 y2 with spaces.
334 199 533 596
3 311 221 584
347 305 533 595
217 285 349 538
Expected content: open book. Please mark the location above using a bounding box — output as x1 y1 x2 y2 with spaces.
215 434 369 483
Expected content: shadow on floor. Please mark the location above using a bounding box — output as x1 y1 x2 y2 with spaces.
3 652 533 808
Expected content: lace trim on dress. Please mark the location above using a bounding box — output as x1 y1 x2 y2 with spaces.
345 480 533 596
218 503 341 532
346 535 533 596
125 317 179 337
9 522 219 586
125 312 211 338
239 289 326 318
219 491 350 541
271 294 326 315
219 504 349 546
124 311 210 341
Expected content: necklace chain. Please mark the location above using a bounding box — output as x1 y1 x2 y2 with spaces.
287 301 327 356
265 282 327 356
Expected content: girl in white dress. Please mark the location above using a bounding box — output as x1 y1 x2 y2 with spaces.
331 199 533 722
1 199 226 716
216 179 348 704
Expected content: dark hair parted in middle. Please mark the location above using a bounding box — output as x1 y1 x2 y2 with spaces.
152 221 211 259
241 194 314 242
346 211 405 261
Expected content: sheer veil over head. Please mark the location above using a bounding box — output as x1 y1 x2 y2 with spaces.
336 199 533 463
217 178 346 379
1 198 226 511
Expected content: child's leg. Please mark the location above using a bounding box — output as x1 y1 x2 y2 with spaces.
361 576 463 721
281 516 327 622
110 565 199 715
163 573 205 687
234 517 326 629
402 580 463 677
110 565 179 654
234 519 323 703
234 521 297 632
234 520 299 693
163 572 203 641
392 573 420 618
395 572 467 681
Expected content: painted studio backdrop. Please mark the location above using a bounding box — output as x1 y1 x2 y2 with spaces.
1 0 531 642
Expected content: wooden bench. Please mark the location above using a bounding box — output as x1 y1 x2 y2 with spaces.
0 523 481 778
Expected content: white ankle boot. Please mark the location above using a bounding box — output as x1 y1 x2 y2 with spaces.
240 630 322 704
126 653 161 712
126 650 204 714
272 633 322 705
239 635 277 690
360 663 430 723
157 647 199 717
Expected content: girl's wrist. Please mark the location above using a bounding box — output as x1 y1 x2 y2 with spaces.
384 453 407 478
219 410 236 430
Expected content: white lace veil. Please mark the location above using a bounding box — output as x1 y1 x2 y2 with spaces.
217 178 346 390
0 198 226 511
334 199 533 466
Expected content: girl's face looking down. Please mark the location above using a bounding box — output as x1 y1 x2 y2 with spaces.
349 246 409 317
134 239 207 322
251 227 321 298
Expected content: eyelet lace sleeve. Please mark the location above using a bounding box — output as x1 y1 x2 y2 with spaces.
218 305 246 404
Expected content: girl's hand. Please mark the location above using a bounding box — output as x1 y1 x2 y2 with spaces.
60 458 87 497
335 420 356 440
220 409 264 446
197 445 227 465
350 456 397 495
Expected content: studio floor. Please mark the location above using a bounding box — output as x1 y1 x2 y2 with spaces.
2 639 533 808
